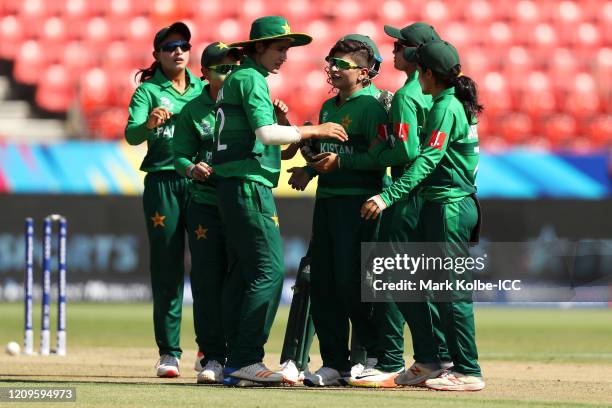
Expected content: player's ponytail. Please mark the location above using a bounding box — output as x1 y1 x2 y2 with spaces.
425 63 484 124
451 66 483 124
135 61 160 83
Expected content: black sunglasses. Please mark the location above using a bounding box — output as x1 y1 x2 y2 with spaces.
160 40 192 53
393 41 411 54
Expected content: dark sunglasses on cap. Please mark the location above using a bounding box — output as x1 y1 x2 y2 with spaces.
160 40 192 53
326 57 364 70
209 64 237 75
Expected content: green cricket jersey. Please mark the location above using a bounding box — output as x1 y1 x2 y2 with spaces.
371 71 432 181
173 84 217 206
125 68 203 172
212 57 280 188
379 87 479 205
317 84 389 198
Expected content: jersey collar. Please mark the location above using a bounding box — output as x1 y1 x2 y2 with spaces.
338 84 374 105
240 57 270 78
433 86 455 103
153 67 199 90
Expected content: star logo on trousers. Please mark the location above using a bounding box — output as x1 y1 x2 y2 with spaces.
195 225 208 240
151 211 166 228
271 213 279 227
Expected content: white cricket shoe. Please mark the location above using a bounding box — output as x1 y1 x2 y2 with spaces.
349 367 403 388
278 359 300 384
304 366 347 387
156 355 180 378
349 357 377 380
425 370 485 391
228 362 283 384
197 360 224 384
395 361 450 386
194 351 204 372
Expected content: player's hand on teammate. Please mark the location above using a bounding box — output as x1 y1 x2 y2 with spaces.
273 99 290 126
145 107 172 129
287 167 312 191
190 162 214 181
310 152 339 173
361 198 383 220
298 122 348 142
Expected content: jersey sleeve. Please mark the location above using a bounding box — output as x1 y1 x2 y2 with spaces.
240 74 276 131
338 102 388 170
378 106 454 206
172 108 199 177
371 96 420 166
125 86 153 146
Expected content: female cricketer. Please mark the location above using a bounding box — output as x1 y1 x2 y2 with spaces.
300 35 389 387
173 42 241 384
212 16 348 386
361 40 485 391
350 22 453 388
125 22 202 378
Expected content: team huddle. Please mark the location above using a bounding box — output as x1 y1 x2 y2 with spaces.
125 15 484 392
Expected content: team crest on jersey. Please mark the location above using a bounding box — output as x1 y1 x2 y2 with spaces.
160 96 174 111
200 119 213 137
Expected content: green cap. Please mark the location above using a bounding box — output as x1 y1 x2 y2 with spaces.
339 34 383 63
230 16 312 48
408 40 460 75
384 22 440 45
201 42 241 67
153 22 191 51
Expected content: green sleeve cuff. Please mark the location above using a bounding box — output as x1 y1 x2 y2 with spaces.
125 124 151 146
174 157 194 177
379 191 393 207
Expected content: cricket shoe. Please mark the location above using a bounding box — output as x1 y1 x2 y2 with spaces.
348 367 403 388
197 360 224 384
156 355 180 378
227 362 283 384
304 367 349 387
278 359 299 385
194 351 204 372
348 358 378 380
424 370 485 391
395 361 452 386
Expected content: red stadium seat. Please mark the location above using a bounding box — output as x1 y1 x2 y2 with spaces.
61 41 96 80
95 107 129 140
0 15 24 59
126 16 154 48
376 0 410 24
440 22 472 49
511 0 541 23
13 40 46 85
499 112 534 145
543 113 577 147
79 68 112 113
488 22 513 49
462 0 493 23
35 65 75 112
587 115 612 148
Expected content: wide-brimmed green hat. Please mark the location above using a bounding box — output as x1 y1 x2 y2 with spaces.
230 16 312 48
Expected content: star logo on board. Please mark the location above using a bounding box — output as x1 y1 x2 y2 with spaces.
151 212 166 228
195 225 208 240
281 23 291 34
217 42 229 50
271 213 279 227
341 115 352 130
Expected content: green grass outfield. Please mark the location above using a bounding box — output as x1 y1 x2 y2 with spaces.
1 303 611 407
